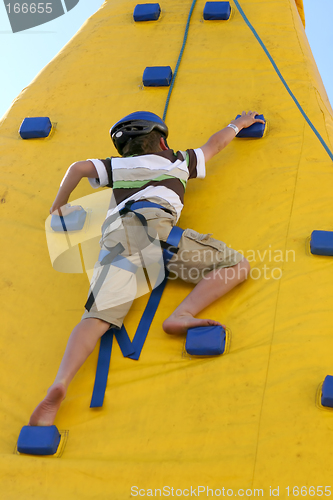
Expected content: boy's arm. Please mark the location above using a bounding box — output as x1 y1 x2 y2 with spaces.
200 111 265 162
50 160 98 214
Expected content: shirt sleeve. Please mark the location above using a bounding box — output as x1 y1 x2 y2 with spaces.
187 148 206 179
87 159 113 189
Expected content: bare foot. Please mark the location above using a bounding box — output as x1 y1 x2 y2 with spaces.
28 383 66 426
163 313 222 335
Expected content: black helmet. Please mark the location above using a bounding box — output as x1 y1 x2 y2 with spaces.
110 111 168 155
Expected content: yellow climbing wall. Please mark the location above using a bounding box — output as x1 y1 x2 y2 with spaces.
1 0 333 497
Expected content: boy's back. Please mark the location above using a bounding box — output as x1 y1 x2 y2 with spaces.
87 147 206 221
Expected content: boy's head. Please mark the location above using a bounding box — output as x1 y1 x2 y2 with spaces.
110 111 169 157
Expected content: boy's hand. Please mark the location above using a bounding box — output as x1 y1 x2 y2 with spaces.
200 110 266 162
233 110 265 129
50 204 82 216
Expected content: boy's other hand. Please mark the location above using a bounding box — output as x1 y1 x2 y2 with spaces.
233 110 265 129
50 204 82 216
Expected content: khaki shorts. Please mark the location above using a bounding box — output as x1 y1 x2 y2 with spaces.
81 197 244 326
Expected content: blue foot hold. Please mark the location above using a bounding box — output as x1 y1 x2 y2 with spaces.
134 3 161 22
185 325 226 356
235 114 266 138
19 117 52 139
17 425 61 456
310 230 333 256
321 376 333 408
203 2 231 20
143 66 173 87
51 207 87 232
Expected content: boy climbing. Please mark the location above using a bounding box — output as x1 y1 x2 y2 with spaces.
29 110 264 427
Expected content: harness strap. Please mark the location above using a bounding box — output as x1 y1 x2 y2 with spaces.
112 225 184 362
114 325 136 357
90 329 113 408
126 200 174 215
119 277 168 361
85 242 125 312
162 225 184 262
101 201 173 243
89 203 184 407
87 201 177 312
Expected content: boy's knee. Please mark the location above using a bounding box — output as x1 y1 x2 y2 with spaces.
81 317 111 337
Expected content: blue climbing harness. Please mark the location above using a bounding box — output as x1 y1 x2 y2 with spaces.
86 200 184 408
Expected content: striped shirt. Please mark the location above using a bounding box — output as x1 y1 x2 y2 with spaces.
87 148 206 221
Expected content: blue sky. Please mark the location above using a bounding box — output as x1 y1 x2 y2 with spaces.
0 0 105 118
0 0 332 119
303 0 333 106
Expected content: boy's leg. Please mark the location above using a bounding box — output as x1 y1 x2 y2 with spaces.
29 317 110 426
28 214 142 426
163 258 250 335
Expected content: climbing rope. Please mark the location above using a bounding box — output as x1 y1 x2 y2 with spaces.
163 0 333 162
163 0 197 121
233 0 333 162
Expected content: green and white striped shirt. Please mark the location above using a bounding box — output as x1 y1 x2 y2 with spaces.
88 148 206 221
